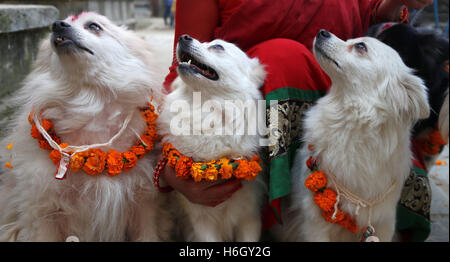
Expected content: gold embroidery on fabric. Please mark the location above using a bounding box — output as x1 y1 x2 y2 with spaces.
399 169 431 219
266 99 314 159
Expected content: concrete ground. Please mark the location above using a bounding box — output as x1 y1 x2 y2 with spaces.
135 17 449 242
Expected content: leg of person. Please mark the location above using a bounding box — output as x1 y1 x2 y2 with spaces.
163 4 170 25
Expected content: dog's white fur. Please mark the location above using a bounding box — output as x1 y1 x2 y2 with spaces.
0 13 171 241
157 38 266 241
439 90 449 143
273 33 430 241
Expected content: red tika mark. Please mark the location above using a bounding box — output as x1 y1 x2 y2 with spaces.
70 11 93 22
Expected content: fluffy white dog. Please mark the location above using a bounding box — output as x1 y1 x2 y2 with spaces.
0 13 170 241
439 91 449 143
274 31 430 242
157 35 266 241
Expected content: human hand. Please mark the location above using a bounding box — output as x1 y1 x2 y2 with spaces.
160 164 243 207
402 0 434 10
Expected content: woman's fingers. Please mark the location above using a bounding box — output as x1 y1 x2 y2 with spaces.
205 184 243 207
193 179 243 205
204 179 242 199
160 164 244 206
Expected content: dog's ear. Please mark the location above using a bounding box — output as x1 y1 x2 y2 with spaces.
398 72 430 121
249 58 267 88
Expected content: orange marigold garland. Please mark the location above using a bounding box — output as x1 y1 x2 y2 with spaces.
162 143 262 182
305 147 359 234
415 128 448 156
29 103 159 178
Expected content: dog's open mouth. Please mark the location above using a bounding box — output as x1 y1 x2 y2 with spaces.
54 36 72 46
178 50 219 81
52 35 94 55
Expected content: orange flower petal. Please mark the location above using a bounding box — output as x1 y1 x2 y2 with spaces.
106 149 123 176
6 142 14 150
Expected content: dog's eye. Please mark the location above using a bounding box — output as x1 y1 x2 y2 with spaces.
209 44 225 51
86 22 102 32
355 42 367 53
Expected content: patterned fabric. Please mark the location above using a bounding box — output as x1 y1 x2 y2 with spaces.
396 166 431 242
261 88 324 229
399 168 431 219
265 88 324 203
267 99 311 159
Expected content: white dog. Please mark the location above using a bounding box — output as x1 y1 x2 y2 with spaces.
157 35 266 241
273 31 430 242
0 13 170 241
439 91 449 143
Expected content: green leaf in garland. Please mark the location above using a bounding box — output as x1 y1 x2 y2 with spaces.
230 162 239 170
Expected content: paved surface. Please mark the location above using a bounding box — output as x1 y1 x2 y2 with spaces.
135 17 449 242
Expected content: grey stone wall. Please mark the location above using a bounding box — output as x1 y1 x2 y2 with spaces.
0 5 59 134
0 5 59 98
0 0 136 26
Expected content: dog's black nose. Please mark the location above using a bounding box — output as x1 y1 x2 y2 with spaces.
180 34 193 42
52 20 71 33
318 30 331 39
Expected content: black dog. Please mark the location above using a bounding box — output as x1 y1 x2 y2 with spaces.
367 23 449 136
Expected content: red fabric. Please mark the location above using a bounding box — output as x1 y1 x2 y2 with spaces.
215 0 379 52
218 0 245 26
246 38 331 94
262 198 281 231
411 139 428 172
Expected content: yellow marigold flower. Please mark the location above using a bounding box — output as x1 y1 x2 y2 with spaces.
191 163 205 182
70 153 86 172
205 167 218 181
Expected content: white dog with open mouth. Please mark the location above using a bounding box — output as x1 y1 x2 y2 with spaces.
274 30 430 242
0 12 170 241
157 35 266 241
